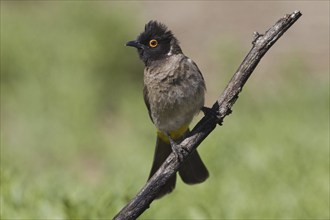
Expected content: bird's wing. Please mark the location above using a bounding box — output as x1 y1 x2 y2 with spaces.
143 85 153 122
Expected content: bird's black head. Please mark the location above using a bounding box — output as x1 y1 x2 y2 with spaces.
126 21 182 65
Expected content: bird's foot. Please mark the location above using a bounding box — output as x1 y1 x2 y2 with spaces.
167 134 186 162
201 106 223 125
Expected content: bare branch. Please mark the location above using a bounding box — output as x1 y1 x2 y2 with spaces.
113 10 302 220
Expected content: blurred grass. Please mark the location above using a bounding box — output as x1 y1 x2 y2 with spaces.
1 2 329 220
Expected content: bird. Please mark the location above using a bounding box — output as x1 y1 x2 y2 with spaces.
126 20 209 198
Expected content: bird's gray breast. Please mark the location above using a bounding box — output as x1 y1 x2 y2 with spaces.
144 54 205 132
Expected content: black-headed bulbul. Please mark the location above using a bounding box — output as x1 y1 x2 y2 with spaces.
126 21 209 198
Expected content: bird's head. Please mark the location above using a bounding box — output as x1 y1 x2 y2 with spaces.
126 21 182 65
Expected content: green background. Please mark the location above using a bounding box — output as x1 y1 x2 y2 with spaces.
1 1 329 219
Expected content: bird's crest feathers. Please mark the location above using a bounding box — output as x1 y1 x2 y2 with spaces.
137 21 175 45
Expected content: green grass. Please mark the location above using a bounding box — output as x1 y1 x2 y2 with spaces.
1 2 329 219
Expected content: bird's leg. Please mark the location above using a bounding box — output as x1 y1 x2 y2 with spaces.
166 133 185 162
201 106 223 125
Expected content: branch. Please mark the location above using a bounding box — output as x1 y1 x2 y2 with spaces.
113 10 302 220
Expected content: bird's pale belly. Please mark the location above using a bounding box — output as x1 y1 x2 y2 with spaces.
149 86 204 133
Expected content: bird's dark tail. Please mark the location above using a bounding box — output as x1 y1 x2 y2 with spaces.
148 136 176 199
148 130 209 199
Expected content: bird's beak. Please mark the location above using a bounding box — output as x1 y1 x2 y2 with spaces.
126 40 144 49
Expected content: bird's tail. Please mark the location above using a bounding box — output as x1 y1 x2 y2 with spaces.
148 129 209 199
148 136 177 199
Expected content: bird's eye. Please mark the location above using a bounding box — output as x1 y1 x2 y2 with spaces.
149 39 158 48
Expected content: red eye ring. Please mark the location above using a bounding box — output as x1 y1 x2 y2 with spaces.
149 39 158 48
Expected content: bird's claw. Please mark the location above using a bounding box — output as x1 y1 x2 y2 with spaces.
167 135 186 162
201 106 222 125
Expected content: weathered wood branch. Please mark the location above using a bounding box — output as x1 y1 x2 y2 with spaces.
113 10 302 220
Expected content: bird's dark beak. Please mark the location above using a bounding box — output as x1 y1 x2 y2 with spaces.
126 40 144 49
